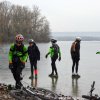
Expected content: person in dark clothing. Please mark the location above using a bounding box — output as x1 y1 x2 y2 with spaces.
28 39 40 79
70 37 81 76
9 34 28 89
45 39 61 77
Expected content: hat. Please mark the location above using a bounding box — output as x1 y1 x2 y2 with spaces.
76 37 81 41
51 39 57 43
28 39 34 43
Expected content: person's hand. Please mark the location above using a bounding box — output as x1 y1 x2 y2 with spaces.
45 54 48 58
21 62 25 69
9 63 13 69
58 57 61 61
96 51 100 54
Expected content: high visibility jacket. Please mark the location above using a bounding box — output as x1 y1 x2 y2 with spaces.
48 44 61 58
8 43 28 63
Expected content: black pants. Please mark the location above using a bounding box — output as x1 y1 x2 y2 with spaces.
30 60 37 76
72 59 79 73
11 62 23 88
51 55 58 75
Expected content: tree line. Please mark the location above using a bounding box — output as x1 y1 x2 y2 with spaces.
0 1 51 43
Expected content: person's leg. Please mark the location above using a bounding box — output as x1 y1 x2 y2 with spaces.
51 58 55 75
33 60 38 79
11 63 19 88
72 59 76 74
54 65 58 75
11 67 17 82
76 60 79 74
16 65 23 89
53 56 58 76
30 61 34 78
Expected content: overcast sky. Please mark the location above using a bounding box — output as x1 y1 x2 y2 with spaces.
0 0 100 32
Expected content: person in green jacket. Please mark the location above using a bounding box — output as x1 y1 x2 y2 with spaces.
45 39 61 77
8 34 28 89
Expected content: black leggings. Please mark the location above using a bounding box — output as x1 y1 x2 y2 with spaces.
51 56 58 75
72 59 79 73
11 63 23 85
30 60 37 76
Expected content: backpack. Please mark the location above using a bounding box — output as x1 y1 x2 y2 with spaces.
71 42 77 52
52 44 59 55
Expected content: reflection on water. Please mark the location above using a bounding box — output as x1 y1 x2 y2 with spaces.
50 77 58 92
71 77 79 97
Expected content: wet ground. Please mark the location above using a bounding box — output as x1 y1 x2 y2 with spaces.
0 41 100 98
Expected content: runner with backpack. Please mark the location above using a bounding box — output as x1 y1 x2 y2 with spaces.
45 39 61 77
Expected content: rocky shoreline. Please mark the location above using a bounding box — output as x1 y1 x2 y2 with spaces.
0 83 75 100
0 83 15 100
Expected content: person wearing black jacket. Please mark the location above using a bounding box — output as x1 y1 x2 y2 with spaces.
28 39 40 79
70 37 81 76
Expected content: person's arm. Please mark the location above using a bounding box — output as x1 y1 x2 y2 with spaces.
20 46 28 63
8 44 14 63
36 45 40 60
58 48 61 57
45 47 51 58
96 51 100 54
75 43 80 59
27 46 29 55
58 46 61 61
8 44 15 69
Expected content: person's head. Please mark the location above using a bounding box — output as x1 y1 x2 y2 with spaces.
51 39 57 45
75 37 81 43
28 39 35 46
15 34 24 46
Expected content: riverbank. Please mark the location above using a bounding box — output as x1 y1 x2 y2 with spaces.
0 83 15 100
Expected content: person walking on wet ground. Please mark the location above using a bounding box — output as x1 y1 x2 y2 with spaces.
45 39 61 77
8 34 28 89
70 37 81 77
28 39 40 79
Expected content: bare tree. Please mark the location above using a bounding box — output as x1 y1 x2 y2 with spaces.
0 1 50 43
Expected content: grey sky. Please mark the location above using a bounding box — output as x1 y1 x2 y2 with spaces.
0 0 100 32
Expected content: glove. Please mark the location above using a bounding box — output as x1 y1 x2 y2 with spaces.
96 51 100 54
9 63 13 69
58 57 61 61
45 54 48 58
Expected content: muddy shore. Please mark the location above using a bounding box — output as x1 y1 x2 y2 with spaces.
0 83 15 100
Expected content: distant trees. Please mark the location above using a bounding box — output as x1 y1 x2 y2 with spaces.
0 1 51 43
